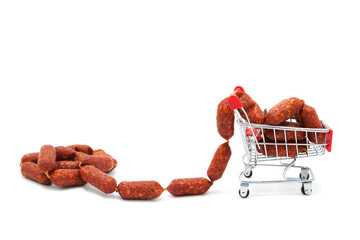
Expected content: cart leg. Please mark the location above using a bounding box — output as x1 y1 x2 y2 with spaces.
300 168 310 180
301 182 312 195
239 183 250 198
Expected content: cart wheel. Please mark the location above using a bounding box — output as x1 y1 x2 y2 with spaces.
299 172 309 180
301 183 312 195
244 170 253 178
239 189 250 198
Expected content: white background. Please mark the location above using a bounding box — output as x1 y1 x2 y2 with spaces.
0 1 359 239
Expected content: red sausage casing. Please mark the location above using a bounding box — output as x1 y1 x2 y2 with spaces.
80 165 117 194
242 104 266 124
216 97 235 140
299 104 325 143
207 142 232 182
38 145 57 175
21 162 51 185
265 97 304 125
234 91 257 110
235 91 265 124
92 149 117 172
56 161 80 169
55 146 77 160
75 152 114 172
50 169 86 187
117 181 163 200
166 178 213 196
20 152 39 166
67 145 94 155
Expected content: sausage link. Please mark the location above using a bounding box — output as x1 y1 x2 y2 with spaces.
241 104 265 124
50 169 86 187
38 145 57 175
80 165 117 194
20 152 39 166
92 149 111 157
265 97 304 125
166 178 213 196
207 142 232 182
92 149 117 172
55 146 77 160
299 104 325 143
67 144 94 155
216 97 235 140
56 161 80 169
234 91 256 110
21 162 51 185
235 91 265 124
75 152 114 172
117 181 163 200
264 122 306 142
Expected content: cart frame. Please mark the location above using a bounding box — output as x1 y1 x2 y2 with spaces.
227 87 333 198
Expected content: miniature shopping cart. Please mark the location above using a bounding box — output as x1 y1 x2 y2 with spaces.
228 86 333 198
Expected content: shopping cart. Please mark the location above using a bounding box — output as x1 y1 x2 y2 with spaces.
227 86 333 198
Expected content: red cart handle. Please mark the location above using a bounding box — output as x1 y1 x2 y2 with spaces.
228 94 243 110
229 86 245 109
234 86 245 93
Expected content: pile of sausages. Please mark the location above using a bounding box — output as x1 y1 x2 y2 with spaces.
20 88 323 199
20 142 231 199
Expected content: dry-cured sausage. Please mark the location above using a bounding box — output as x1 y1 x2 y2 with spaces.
166 178 212 196
38 145 57 176
117 181 163 200
50 169 86 187
75 152 114 172
21 162 51 185
92 149 117 172
234 91 256 110
92 149 111 157
216 97 235 140
67 144 94 155
235 91 265 124
299 104 325 143
207 142 232 182
80 165 117 194
20 152 39 166
56 161 80 169
265 97 304 125
242 104 266 124
264 122 306 142
55 146 77 160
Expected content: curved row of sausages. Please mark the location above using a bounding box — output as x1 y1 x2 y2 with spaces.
20 87 239 200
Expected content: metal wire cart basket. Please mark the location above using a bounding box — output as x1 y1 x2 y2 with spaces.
227 87 333 198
